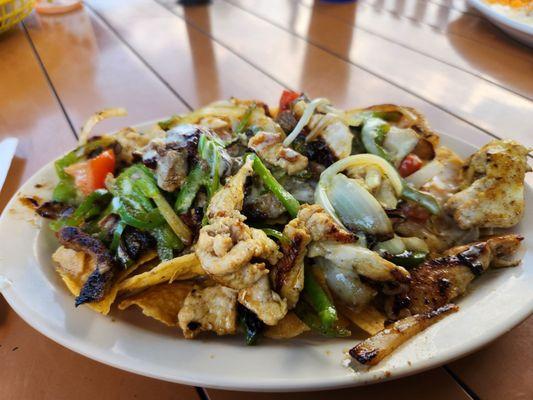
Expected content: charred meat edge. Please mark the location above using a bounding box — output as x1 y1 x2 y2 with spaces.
36 201 74 220
58 227 117 306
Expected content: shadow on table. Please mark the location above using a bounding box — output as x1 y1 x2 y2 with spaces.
299 0 356 102
182 4 221 103
0 296 9 326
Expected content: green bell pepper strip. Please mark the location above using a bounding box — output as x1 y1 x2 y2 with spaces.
238 304 264 346
113 166 150 201
129 165 192 245
174 164 207 214
198 135 223 200
234 104 255 134
294 300 351 338
152 192 192 244
52 180 78 204
261 228 290 246
175 133 228 214
115 165 185 260
361 117 392 162
388 250 427 268
115 197 165 230
53 152 80 203
150 224 183 261
49 189 112 231
110 166 186 259
110 220 126 253
303 267 338 330
249 154 300 218
401 183 441 215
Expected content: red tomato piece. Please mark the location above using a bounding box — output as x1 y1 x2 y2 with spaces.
88 149 115 191
398 154 423 178
65 149 115 195
402 202 431 223
278 90 300 112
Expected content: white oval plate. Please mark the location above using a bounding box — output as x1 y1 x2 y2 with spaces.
468 0 533 47
0 126 532 392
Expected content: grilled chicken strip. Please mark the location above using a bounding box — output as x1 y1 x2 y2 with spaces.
389 234 523 317
445 140 530 229
58 226 117 306
296 204 355 243
248 131 308 175
307 113 353 160
271 204 354 309
350 304 458 366
271 217 311 309
197 158 286 323
238 276 288 326
206 157 254 219
178 285 238 339
196 215 281 289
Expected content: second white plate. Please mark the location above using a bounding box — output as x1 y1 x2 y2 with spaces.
468 0 533 47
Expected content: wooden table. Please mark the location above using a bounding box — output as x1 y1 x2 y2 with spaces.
1 0 531 399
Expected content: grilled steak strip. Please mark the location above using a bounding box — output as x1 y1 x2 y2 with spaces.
58 227 117 306
389 234 523 317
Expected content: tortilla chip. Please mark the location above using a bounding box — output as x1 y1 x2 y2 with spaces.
340 304 386 335
52 246 157 315
118 251 158 281
264 312 310 339
118 253 205 293
57 273 118 314
118 282 194 326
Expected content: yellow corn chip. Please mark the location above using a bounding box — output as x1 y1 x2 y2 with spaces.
118 282 194 326
118 253 205 293
264 312 310 339
340 304 386 335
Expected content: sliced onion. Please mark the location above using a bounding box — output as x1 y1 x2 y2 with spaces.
79 108 127 145
283 97 330 147
318 258 376 308
327 174 392 235
401 236 429 253
374 179 398 210
374 236 406 255
405 160 444 188
315 178 346 229
375 235 429 254
365 167 382 190
321 154 403 196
